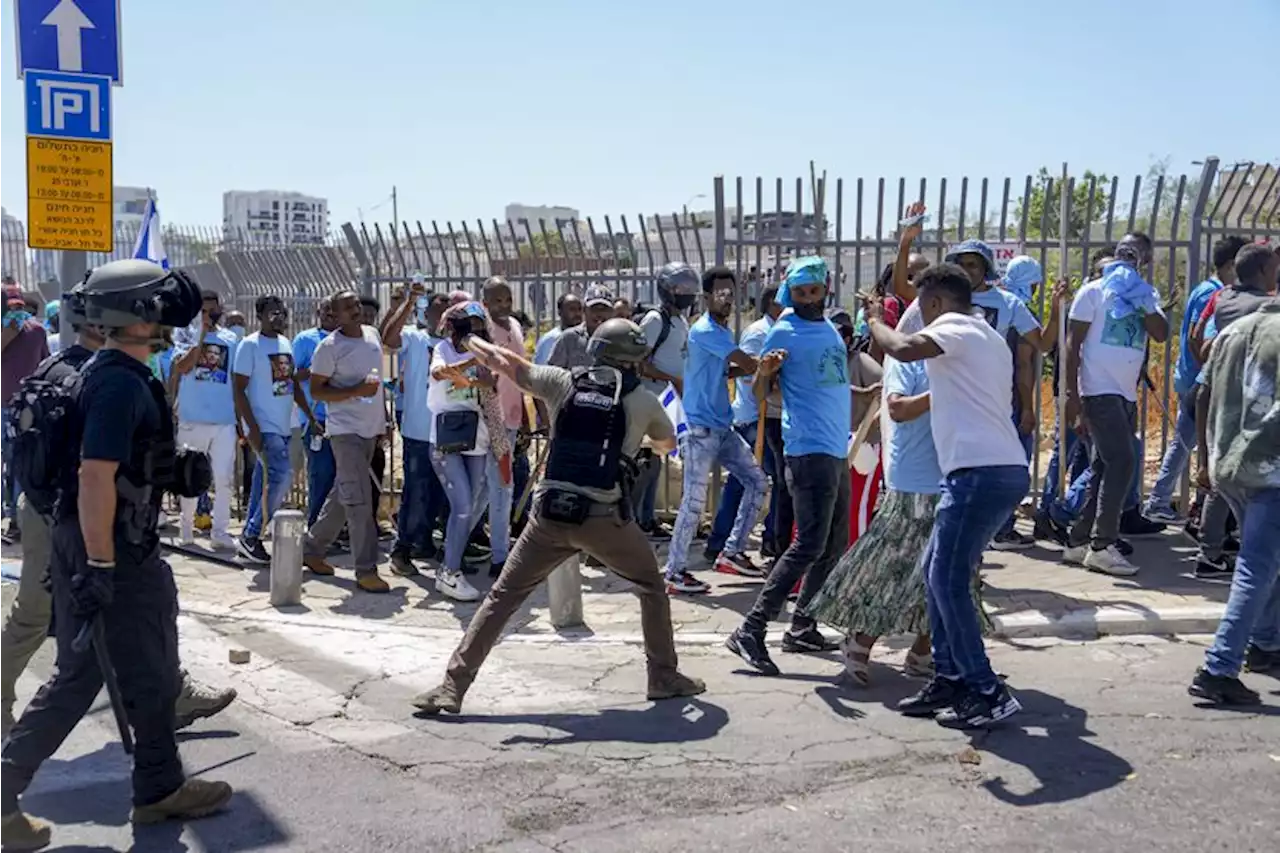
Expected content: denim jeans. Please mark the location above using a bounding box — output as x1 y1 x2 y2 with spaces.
1144 388 1197 515
431 450 489 572
1039 416 1089 513
665 426 767 577
305 422 336 527
707 422 776 554
395 437 445 554
926 465 1029 694
638 463 660 527
244 432 292 539
1204 487 1280 677
997 413 1035 536
744 454 849 636
485 428 517 562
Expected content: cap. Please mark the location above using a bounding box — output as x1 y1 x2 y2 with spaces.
944 239 998 281
584 283 615 307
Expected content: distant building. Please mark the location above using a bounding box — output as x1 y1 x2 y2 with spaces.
113 185 154 230
504 204 580 239
223 190 329 244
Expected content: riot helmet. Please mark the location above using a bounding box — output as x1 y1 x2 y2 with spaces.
588 318 649 368
656 261 700 311
80 260 202 350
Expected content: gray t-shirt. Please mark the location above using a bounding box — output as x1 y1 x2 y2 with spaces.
547 325 591 370
640 308 689 395
311 325 386 438
526 364 673 503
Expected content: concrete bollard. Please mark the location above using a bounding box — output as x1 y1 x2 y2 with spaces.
546 553 585 629
269 509 307 607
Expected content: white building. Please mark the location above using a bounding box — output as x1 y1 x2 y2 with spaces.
223 190 329 245
113 185 154 230
503 203 580 237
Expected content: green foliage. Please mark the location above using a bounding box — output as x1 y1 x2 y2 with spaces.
1017 167 1112 239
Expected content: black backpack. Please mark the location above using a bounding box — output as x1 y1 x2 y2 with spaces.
631 304 673 359
5 349 93 517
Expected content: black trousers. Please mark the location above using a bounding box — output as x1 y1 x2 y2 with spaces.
761 418 793 553
743 454 851 637
1 519 184 810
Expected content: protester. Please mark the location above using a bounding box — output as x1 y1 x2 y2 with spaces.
359 296 391 537
300 290 391 592
2 282 50 537
614 297 632 319
292 298 338 525
1188 294 1279 705
481 276 528 577
662 266 767 593
828 307 884 542
725 257 850 675
233 295 311 564
548 285 614 370
1062 233 1172 576
865 262 1030 727
533 292 583 366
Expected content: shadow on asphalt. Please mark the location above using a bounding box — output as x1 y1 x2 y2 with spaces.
428 698 729 747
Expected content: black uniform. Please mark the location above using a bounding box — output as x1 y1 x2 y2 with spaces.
1 349 185 810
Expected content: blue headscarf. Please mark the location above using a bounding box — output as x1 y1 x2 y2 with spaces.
1002 255 1043 305
1100 261 1158 320
944 239 998 282
777 256 828 308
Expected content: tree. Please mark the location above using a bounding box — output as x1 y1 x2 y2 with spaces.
1017 167 1112 239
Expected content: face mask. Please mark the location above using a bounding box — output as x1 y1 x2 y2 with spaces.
227 325 245 341
793 302 825 321
672 293 696 311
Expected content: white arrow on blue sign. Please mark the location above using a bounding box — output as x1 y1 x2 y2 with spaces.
14 0 122 85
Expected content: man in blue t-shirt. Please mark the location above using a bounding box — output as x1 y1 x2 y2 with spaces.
662 267 767 594
170 290 240 548
727 257 852 675
1143 236 1248 522
292 297 338 524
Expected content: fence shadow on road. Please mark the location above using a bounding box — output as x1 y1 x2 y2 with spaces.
969 688 1133 807
428 698 729 747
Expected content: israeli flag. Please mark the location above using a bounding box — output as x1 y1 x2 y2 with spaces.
659 383 688 456
131 196 170 270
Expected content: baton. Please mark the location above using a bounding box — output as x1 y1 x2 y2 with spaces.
72 616 134 755
513 436 552 523
754 398 767 464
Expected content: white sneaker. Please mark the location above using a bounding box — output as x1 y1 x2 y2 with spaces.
436 569 481 602
1061 545 1088 565
211 533 236 550
1083 544 1139 577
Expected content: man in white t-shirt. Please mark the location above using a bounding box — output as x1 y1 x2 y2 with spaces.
1063 232 1171 577
866 262 1030 729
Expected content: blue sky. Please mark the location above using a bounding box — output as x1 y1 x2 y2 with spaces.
2 0 1277 230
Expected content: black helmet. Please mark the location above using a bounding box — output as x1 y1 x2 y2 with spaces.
61 282 88 328
656 261 700 310
587 318 649 367
81 259 202 330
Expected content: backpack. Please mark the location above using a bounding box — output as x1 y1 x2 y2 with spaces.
631 304 673 359
6 350 93 516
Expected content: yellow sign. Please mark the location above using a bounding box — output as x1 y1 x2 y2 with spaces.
26 135 113 253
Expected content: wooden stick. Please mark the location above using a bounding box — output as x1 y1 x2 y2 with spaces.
754 397 768 464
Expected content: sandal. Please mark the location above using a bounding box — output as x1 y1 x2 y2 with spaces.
903 650 935 678
839 636 872 687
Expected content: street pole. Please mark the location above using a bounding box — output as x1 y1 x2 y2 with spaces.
58 250 86 350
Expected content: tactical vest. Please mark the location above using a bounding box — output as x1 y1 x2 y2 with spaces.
544 367 635 492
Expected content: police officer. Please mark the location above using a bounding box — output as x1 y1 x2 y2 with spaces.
2 261 233 851
411 318 706 715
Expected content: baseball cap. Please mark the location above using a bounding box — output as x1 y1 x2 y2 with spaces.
944 239 998 281
584 284 615 307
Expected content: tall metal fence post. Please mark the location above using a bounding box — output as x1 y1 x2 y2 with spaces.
713 175 726 267
1178 156 1220 512
341 222 373 298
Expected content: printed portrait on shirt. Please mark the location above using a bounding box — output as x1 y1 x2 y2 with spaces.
1100 313 1147 351
817 345 850 387
268 352 295 396
193 343 230 383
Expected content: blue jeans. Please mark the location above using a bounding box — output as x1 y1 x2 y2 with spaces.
485 428 517 562
638 463 660 527
244 432 292 539
665 425 767 577
1144 388 1197 514
511 438 531 527
1205 487 1280 677
997 414 1035 537
707 422 776 554
395 437 445 554
1039 417 1089 512
430 450 489 572
925 465 1029 694
305 424 336 527
1049 432 1142 527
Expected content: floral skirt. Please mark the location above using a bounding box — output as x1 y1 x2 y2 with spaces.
807 488 990 638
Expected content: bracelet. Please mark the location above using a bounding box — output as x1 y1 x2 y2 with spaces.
86 558 116 569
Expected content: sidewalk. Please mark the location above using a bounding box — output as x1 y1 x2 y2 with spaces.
3 520 1225 644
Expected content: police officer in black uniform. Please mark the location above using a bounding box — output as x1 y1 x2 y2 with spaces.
412 318 707 716
2 260 232 851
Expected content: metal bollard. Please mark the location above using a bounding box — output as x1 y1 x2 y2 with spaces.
269 509 307 607
546 553 584 629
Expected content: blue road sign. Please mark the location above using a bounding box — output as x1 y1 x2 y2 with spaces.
24 69 111 141
14 0 122 85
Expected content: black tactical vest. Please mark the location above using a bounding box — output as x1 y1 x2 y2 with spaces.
544 367 633 492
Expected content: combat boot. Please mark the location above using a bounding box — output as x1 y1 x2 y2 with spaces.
131 778 233 825
411 683 463 715
646 670 707 701
1 810 52 851
174 671 237 730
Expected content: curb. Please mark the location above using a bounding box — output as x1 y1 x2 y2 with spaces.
180 600 1226 646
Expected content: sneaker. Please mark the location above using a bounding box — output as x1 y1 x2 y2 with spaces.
643 521 672 542
1061 544 1088 565
897 675 964 717
303 555 336 576
236 535 269 565
1194 555 1233 580
990 529 1035 550
1 810 52 851
935 684 1022 729
411 543 438 562
1114 537 1134 557
174 673 237 730
1143 505 1183 524
1187 668 1261 705
665 571 710 595
1244 644 1279 674
356 573 390 593
471 529 491 549
1083 544 1139 577
1183 517 1201 542
436 569 481 602
725 628 779 676
1033 513 1069 546
131 778 234 824
389 550 420 577
1119 508 1166 538
714 552 766 578
411 683 462 715
646 670 707 701
702 546 722 563
211 533 236 550
781 626 840 653
462 542 488 565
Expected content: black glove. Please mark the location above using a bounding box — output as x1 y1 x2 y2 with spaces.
69 566 114 618
170 447 212 498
